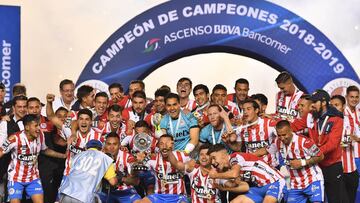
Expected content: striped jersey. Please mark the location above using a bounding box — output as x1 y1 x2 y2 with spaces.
341 115 357 173
115 149 136 191
236 117 279 167
1 131 47 182
186 165 219 203
344 106 360 158
275 87 303 120
147 151 190 195
64 129 104 175
267 133 323 189
229 152 283 187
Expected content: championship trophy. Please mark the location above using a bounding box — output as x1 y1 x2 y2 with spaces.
131 132 152 171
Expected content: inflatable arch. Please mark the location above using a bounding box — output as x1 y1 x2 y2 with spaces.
76 0 359 94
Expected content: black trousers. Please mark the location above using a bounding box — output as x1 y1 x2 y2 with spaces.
343 170 359 203
322 162 349 203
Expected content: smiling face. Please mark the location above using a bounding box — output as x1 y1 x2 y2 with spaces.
199 148 211 167
77 114 92 134
158 136 174 158
166 98 180 119
298 98 312 117
154 96 166 113
13 99 27 119
25 120 41 139
194 88 209 106
132 97 146 114
108 109 122 129
27 100 41 116
95 96 108 116
109 87 124 103
277 80 293 96
177 80 192 99
209 149 229 172
276 125 293 146
212 89 227 106
346 90 359 109
60 83 75 104
242 102 259 123
104 136 120 157
234 83 249 102
207 106 221 128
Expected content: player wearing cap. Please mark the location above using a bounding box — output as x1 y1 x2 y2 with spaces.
207 144 286 203
291 89 348 203
0 114 66 203
274 72 304 120
160 93 199 154
58 139 118 203
268 120 324 203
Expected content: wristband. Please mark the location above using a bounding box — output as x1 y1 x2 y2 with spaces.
301 159 306 167
184 143 195 154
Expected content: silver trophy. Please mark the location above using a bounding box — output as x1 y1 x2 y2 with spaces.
132 133 152 171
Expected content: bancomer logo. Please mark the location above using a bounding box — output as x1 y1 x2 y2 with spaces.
143 38 161 53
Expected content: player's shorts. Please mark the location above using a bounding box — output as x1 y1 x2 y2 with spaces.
245 180 286 203
98 188 141 203
286 180 324 203
7 179 43 200
146 193 188 203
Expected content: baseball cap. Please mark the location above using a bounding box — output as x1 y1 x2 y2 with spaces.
310 89 330 102
85 139 103 149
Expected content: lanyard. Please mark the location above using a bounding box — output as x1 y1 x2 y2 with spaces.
237 118 259 133
212 124 225 145
318 116 329 135
169 113 182 136
196 101 210 112
22 133 37 158
159 154 168 184
199 168 209 195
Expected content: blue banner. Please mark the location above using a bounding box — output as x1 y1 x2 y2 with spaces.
76 0 359 93
0 5 20 102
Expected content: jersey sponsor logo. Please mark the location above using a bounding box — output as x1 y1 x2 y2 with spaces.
157 172 181 184
253 162 275 177
174 130 189 139
277 106 298 117
308 144 320 156
69 144 85 154
246 141 269 152
241 171 257 185
17 154 36 162
191 177 216 196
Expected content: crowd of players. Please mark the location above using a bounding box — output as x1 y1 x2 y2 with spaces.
0 71 359 203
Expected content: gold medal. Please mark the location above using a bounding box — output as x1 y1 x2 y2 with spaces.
161 179 167 185
206 193 212 200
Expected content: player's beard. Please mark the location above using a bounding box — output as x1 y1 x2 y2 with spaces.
312 108 323 120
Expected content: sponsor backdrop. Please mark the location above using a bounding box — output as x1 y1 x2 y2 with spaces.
0 5 20 102
76 0 359 94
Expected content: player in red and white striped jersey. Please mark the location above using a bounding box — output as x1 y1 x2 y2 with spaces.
167 143 249 203
233 99 279 167
331 95 359 203
211 84 240 122
140 134 189 203
97 105 126 142
0 115 66 203
98 132 142 203
267 120 324 203
345 86 360 169
226 78 250 117
63 109 104 176
274 72 304 120
177 78 197 112
207 144 285 203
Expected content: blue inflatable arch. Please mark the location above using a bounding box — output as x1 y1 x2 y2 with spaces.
76 0 359 93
